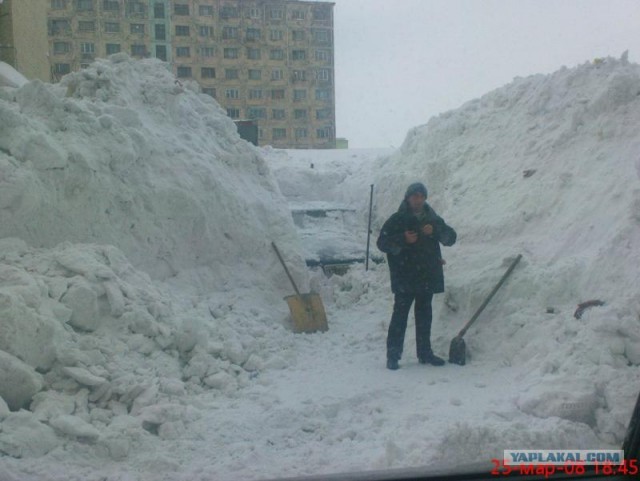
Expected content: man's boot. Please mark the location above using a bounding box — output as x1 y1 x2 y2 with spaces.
419 352 445 366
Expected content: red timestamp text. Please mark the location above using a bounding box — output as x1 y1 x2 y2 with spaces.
490 458 638 477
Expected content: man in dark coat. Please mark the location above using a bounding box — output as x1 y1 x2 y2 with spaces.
376 182 457 370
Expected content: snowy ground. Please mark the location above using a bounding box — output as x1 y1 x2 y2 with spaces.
1 54 640 481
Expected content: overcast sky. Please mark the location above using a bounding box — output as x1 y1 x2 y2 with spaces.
332 0 640 148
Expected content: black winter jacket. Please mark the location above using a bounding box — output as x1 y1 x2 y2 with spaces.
377 200 456 294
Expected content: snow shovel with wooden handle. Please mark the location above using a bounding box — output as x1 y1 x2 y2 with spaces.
448 254 522 365
271 242 328 333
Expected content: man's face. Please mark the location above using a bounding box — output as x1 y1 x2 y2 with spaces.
407 193 425 212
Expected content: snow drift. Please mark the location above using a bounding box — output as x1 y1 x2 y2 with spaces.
1 52 639 481
0 54 303 285
0 56 307 466
368 53 640 446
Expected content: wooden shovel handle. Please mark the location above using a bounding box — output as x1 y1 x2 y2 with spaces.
271 242 302 296
457 254 522 338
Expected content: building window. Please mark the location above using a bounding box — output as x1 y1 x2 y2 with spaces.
271 89 285 99
248 7 261 19
174 4 189 15
227 108 240 119
52 0 67 9
103 0 119 12
295 128 308 139
154 24 165 39
176 47 190 57
316 90 331 101
270 8 283 20
271 70 283 81
272 128 286 139
106 43 121 54
225 69 239 80
225 89 239 99
175 25 189 36
294 109 307 120
126 1 147 17
153 2 164 18
249 89 263 100
54 63 71 74
248 69 261 80
293 89 307 101
105 22 120 33
314 30 330 43
53 42 71 54
222 27 239 39
201 67 216 79
198 5 214 16
292 50 306 61
272 109 285 120
220 6 239 19
80 42 95 54
76 0 94 12
313 7 330 20
200 47 215 57
269 49 284 60
315 49 330 62
247 107 266 120
292 70 306 81
78 20 96 32
224 48 239 59
199 26 213 37
130 23 145 34
316 108 331 120
246 48 261 60
317 127 332 139
246 28 261 41
270 29 283 41
202 88 216 98
49 19 71 35
131 44 147 57
292 30 305 41
80 43 95 61
292 10 306 20
316 69 330 81
155 44 166 60
176 66 192 78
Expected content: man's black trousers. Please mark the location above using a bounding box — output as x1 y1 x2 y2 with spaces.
387 290 434 362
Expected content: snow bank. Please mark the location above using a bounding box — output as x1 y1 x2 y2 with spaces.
369 53 640 443
0 54 305 288
0 55 307 463
2 52 640 480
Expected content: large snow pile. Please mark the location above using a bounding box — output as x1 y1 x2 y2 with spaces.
0 54 303 285
367 53 640 446
1 53 639 481
0 55 308 472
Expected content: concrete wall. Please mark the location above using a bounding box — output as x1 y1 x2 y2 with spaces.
1 0 49 81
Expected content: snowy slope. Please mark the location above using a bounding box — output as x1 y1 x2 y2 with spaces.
0 54 305 289
0 54 639 481
368 53 640 443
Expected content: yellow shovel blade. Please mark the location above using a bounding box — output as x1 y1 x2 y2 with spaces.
284 293 328 333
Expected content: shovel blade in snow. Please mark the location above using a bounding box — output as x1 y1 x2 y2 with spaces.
448 335 466 365
284 293 328 333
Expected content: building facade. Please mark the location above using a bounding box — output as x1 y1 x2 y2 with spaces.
0 0 336 149
0 0 50 82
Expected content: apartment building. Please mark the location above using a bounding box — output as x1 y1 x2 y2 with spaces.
0 0 336 149
0 0 50 81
